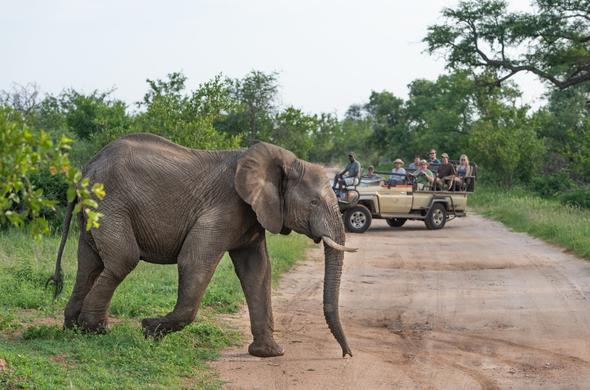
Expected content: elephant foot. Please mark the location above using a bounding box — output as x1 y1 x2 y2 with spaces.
77 313 108 334
64 317 79 330
64 308 82 330
248 339 285 357
141 317 184 339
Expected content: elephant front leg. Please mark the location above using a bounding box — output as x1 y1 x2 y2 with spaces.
142 229 224 338
229 237 284 357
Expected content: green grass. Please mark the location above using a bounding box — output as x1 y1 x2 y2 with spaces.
0 229 309 389
471 185 590 259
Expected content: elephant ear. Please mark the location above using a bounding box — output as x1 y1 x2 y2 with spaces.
235 142 297 234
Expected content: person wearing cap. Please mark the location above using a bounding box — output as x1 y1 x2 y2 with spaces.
410 159 435 190
333 152 362 194
388 158 406 185
435 153 456 190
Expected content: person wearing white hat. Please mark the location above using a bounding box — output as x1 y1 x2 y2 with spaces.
388 158 406 185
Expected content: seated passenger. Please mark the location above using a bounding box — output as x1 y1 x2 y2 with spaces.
435 153 456 190
427 148 441 165
453 154 474 190
408 155 421 172
409 159 435 190
362 165 382 182
387 159 406 185
333 152 361 194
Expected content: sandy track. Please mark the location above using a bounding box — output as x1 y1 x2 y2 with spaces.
212 215 590 389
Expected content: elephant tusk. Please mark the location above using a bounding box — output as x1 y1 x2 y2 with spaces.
322 236 358 253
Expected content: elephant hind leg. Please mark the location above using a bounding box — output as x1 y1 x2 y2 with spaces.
64 233 104 329
229 237 284 357
78 222 140 332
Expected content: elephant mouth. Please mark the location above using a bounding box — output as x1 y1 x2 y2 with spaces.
313 237 322 244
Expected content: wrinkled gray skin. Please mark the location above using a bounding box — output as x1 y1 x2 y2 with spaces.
50 133 352 357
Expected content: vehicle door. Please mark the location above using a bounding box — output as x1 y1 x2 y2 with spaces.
376 185 413 214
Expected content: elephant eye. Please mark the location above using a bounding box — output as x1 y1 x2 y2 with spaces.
310 199 319 207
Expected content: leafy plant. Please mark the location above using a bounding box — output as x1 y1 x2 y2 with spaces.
530 172 576 197
0 108 105 237
560 187 590 209
425 0 590 89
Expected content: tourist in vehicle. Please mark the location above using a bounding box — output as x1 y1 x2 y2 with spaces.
453 154 473 190
410 159 435 190
362 165 381 181
427 149 441 165
388 159 406 185
408 155 421 171
333 152 362 193
435 153 456 190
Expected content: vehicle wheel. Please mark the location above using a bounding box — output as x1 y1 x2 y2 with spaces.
424 203 447 230
344 205 372 233
386 218 407 228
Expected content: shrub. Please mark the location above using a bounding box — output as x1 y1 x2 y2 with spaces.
529 172 576 197
560 188 590 209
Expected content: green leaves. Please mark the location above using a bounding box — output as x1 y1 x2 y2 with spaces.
0 107 105 238
134 72 242 150
425 0 590 89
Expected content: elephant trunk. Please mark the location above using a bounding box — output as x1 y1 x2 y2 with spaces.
322 229 353 357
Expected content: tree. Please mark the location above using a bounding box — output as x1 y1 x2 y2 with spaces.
0 82 41 117
0 108 104 237
468 104 546 184
334 112 376 166
425 0 590 89
308 113 341 162
364 91 407 158
270 107 315 159
532 82 590 181
23 89 131 140
228 71 279 143
134 72 241 150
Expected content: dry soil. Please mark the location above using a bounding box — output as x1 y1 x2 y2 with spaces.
212 215 590 389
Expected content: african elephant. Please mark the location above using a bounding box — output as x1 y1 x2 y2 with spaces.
47 133 353 357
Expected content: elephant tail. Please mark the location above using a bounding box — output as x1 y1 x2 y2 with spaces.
46 198 76 299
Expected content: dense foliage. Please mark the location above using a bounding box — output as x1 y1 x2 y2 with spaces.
3 64 590 227
424 0 590 89
0 107 104 237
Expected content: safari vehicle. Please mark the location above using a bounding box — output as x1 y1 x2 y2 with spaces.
335 167 476 233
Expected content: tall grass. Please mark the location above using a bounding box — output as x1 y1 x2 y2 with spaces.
0 229 308 389
471 185 590 259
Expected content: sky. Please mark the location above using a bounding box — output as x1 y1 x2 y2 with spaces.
1 0 545 116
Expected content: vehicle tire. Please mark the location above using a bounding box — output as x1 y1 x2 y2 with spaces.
424 203 447 230
344 205 372 233
386 218 407 228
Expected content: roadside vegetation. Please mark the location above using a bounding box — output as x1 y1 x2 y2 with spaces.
471 186 590 259
0 230 308 389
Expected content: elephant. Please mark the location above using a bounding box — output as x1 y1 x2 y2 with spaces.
47 133 354 357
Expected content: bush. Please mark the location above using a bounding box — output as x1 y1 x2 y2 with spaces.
529 172 576 197
29 172 69 231
560 188 590 209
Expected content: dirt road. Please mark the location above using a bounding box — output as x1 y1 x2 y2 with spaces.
212 215 590 389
